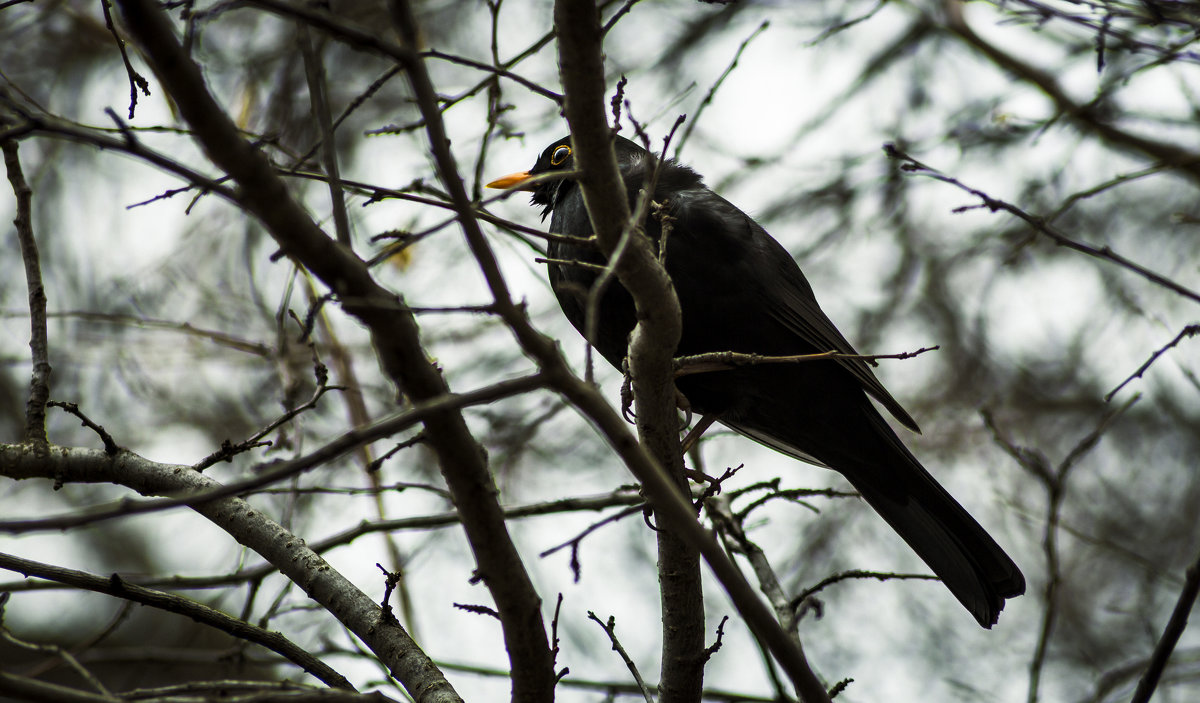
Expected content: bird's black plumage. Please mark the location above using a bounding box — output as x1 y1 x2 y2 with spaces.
488 135 1025 627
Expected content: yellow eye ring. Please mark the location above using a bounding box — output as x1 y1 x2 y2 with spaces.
550 145 571 165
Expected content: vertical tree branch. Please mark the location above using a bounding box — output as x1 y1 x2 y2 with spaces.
298 24 352 246
548 5 830 699
2 138 50 446
551 2 704 700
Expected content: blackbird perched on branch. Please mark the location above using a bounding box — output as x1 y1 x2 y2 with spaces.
487 134 1025 627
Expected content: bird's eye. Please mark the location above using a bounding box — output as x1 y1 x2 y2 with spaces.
550 145 571 166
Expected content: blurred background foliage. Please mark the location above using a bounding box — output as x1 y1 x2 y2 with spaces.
1 1 1198 702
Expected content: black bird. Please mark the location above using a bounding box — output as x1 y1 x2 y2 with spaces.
487 134 1025 627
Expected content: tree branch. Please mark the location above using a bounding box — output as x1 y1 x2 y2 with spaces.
1130 546 1200 703
0 444 459 702
885 144 1200 306
108 2 541 698
550 3 830 700
2 138 50 445
943 2 1200 187
0 552 353 691
552 3 705 700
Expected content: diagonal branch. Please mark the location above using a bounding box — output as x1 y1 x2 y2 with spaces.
943 2 1200 187
110 0 543 699
1130 546 1200 703
886 144 1200 307
0 552 353 690
380 1 559 698
0 444 459 702
0 373 545 535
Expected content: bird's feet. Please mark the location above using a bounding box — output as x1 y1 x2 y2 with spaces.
619 358 635 423
619 358 695 430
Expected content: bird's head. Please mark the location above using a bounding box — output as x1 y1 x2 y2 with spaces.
486 134 649 220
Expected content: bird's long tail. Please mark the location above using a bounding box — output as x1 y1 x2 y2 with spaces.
846 455 1026 628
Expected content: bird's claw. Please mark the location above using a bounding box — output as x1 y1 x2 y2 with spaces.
676 389 693 430
641 504 660 532
620 358 636 423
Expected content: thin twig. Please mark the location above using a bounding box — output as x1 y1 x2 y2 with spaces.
674 20 768 157
0 310 274 356
1047 162 1169 224
734 486 859 523
675 345 939 377
790 570 940 612
0 489 644 595
0 622 114 698
805 0 888 46
587 612 655 703
1105 324 1200 401
298 24 351 245
707 494 799 641
422 49 563 103
46 402 119 456
886 143 1200 306
193 375 339 471
99 0 151 118
435 658 785 702
21 601 134 679
539 504 645 582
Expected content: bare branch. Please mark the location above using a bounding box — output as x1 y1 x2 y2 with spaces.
587 612 655 703
0 373 544 534
0 614 113 698
675 346 940 378
708 495 800 639
944 3 1200 187
1106 324 1200 401
383 0 558 697
1 443 460 701
984 396 1139 703
298 25 351 246
886 143 1200 306
790 571 941 613
0 552 353 690
674 20 769 157
2 138 50 446
99 0 151 119
1131 547 1200 703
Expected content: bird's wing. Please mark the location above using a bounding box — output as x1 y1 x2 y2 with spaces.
762 246 921 433
668 187 921 433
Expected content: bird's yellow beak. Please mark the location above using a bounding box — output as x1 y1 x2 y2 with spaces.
485 170 536 191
